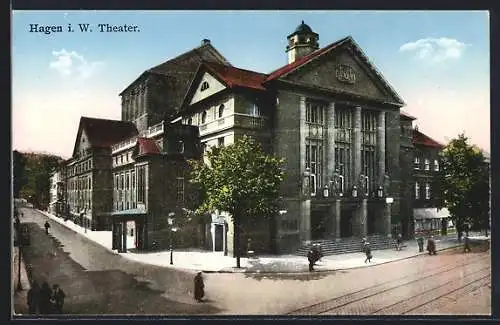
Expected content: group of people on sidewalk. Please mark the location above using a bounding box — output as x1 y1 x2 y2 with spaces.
27 280 66 315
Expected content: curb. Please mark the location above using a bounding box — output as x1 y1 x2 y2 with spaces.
35 210 466 275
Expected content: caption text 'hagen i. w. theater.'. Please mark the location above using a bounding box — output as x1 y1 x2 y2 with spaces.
50 21 445 256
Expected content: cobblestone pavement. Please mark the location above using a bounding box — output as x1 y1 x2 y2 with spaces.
13 208 491 316
204 246 491 315
14 208 221 315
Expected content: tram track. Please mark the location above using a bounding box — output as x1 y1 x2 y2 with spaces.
287 253 489 315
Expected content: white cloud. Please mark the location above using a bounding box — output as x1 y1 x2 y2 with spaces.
49 49 104 79
399 37 469 63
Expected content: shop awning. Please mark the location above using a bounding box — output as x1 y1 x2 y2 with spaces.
414 208 450 220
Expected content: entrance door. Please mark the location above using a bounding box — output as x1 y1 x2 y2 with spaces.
340 208 353 237
214 224 224 251
367 204 377 235
311 210 327 240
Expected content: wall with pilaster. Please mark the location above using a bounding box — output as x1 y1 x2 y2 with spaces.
385 109 402 228
92 149 113 230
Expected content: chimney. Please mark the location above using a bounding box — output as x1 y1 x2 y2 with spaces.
201 39 211 46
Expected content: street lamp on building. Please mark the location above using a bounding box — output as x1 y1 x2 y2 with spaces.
352 185 358 198
323 184 329 198
377 186 384 198
167 212 177 265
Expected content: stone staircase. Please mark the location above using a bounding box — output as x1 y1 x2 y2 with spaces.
296 234 394 256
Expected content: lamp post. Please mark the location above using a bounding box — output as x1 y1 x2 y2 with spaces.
352 185 358 198
323 184 329 198
377 186 384 198
168 212 175 265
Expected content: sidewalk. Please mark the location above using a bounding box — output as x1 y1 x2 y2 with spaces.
12 246 32 315
38 210 487 274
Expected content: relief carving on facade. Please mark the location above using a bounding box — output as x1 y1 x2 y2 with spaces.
335 64 356 84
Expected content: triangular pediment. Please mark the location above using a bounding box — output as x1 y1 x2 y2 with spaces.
189 71 227 105
72 124 91 158
283 40 404 105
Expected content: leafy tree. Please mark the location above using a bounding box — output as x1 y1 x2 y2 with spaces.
189 136 285 268
438 133 490 238
13 150 27 198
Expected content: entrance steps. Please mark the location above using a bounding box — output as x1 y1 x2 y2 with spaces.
296 234 393 256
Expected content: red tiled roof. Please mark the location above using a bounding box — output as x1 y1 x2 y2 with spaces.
137 137 161 155
413 129 444 148
204 61 268 91
265 36 350 82
81 117 138 148
400 110 416 120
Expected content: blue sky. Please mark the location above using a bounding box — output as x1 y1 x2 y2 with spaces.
12 10 490 158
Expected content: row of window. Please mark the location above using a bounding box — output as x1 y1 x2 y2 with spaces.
186 102 261 126
415 182 432 200
114 151 133 167
67 159 92 177
414 157 439 171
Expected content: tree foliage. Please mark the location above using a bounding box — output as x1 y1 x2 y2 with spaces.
13 151 64 209
188 136 285 267
438 133 490 236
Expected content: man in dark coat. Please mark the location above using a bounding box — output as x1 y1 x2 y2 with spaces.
194 272 205 302
38 282 53 314
51 284 66 314
364 242 372 263
396 234 403 251
307 249 315 272
27 280 40 314
44 221 51 235
417 237 425 253
427 236 437 255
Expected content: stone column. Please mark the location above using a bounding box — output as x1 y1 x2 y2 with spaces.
326 102 336 185
299 96 311 241
385 202 392 238
360 199 368 237
377 111 386 186
335 199 341 241
122 221 127 252
353 106 362 187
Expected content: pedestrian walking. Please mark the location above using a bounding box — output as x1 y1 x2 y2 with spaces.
364 242 372 263
194 272 205 302
427 236 437 255
44 221 51 235
27 280 40 314
396 234 403 251
307 249 315 271
463 235 472 253
50 284 66 314
417 237 424 252
38 282 53 314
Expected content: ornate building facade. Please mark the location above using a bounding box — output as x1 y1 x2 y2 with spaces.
56 21 446 255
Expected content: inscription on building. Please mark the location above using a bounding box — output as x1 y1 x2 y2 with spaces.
335 64 356 84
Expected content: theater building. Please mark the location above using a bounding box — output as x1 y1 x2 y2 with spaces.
59 21 448 255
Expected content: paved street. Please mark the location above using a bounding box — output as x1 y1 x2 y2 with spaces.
13 208 491 316
15 208 221 315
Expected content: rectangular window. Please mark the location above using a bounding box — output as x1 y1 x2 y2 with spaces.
434 160 439 171
131 170 136 208
425 183 431 200
218 137 224 147
414 156 420 169
137 165 146 203
306 101 324 124
176 177 185 204
415 182 420 199
306 141 322 196
424 159 430 171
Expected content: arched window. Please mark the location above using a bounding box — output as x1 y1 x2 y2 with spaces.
187 117 193 125
434 159 439 171
218 104 224 118
424 158 430 171
201 81 209 91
